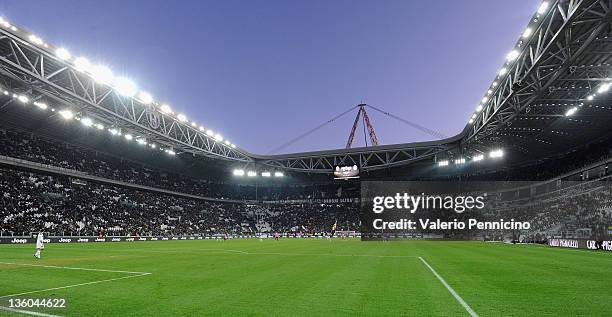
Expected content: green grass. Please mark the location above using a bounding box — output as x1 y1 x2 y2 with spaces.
0 239 611 316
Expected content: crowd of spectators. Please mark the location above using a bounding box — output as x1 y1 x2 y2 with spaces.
0 167 358 237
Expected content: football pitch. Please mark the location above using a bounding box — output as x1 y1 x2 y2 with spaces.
1 239 611 316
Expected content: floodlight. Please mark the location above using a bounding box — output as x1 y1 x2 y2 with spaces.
471 113 477 119
55 47 71 60
537 2 549 14
17 95 28 103
437 160 449 167
506 50 519 61
199 126 205 132
206 129 214 136
177 114 188 122
33 102 48 110
95 123 104 130
74 57 92 73
482 97 488 103
191 122 197 128
469 119 474 124
59 110 74 120
587 95 594 101
150 143 156 149
167 150 176 155
114 77 137 97
274 171 284 177
124 134 133 141
138 91 153 104
81 117 93 127
91 65 114 84
522 28 533 38
476 105 483 112
597 84 610 94
136 138 146 145
454 158 465 165
28 34 43 45
262 172 271 177
247 171 257 177
214 134 223 142
160 104 172 114
499 68 508 75
565 107 578 117
224 140 231 145
231 144 236 148
473 154 484 162
233 169 245 176
489 149 504 158
109 128 119 135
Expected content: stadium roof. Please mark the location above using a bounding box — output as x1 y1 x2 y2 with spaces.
1 0 612 173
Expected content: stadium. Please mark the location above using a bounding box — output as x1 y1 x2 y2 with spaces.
1 0 612 316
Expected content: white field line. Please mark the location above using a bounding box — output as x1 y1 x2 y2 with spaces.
0 305 62 317
0 262 150 275
0 262 152 300
418 257 479 317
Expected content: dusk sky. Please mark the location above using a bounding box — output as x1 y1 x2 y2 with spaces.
1 0 539 154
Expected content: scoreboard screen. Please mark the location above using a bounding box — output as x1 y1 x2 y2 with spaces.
334 165 360 180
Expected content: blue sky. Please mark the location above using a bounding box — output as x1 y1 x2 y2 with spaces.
1 0 540 154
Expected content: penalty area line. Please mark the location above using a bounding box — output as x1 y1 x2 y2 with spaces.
0 305 62 317
418 257 479 317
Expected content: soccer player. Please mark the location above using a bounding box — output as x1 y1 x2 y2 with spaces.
34 232 44 259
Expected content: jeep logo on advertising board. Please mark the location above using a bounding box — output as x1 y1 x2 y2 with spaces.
59 238 72 243
11 238 27 244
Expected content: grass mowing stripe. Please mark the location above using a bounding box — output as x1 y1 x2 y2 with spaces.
418 256 479 317
0 305 62 317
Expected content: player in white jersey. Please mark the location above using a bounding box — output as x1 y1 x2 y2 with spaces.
34 232 44 259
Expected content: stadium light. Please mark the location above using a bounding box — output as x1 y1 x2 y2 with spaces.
506 50 519 61
247 171 257 177
114 77 137 97
469 119 474 124
28 34 44 45
476 105 483 112
91 65 114 84
160 104 172 114
136 138 146 145
262 172 271 177
565 107 578 117
74 57 92 73
489 149 504 158
206 129 214 136
138 91 153 104
231 144 236 148
481 97 488 103
471 113 477 119
487 89 492 95
437 160 449 167
150 143 156 149
55 47 71 61
167 150 176 155
214 134 223 142
177 113 188 122
522 28 533 39
224 140 231 146
81 117 93 127
274 171 284 177
473 154 484 162
499 67 508 76
33 101 48 110
95 123 104 130
454 158 466 165
124 134 133 141
597 83 610 94
587 95 594 101
17 95 29 103
233 169 245 176
537 1 549 15
191 122 197 128
199 126 205 132
59 110 74 120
